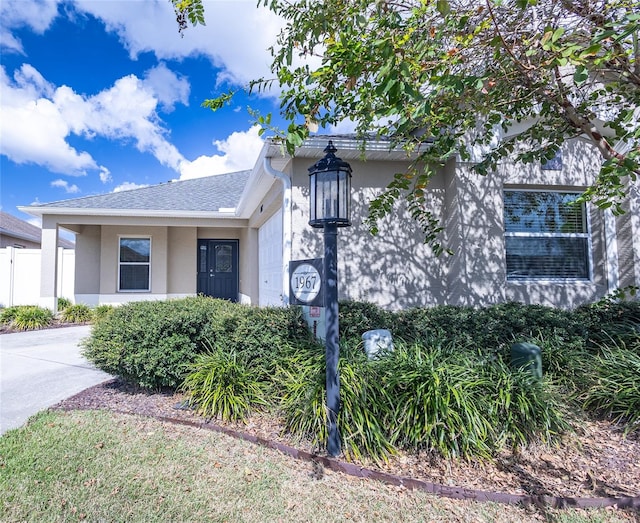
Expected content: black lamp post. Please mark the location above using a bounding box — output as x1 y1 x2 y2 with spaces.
308 140 352 457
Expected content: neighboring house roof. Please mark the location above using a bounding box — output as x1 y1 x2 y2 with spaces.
25 171 251 216
0 211 75 248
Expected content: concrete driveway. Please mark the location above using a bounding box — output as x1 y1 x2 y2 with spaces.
0 325 112 435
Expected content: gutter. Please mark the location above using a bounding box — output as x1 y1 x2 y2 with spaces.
263 157 292 306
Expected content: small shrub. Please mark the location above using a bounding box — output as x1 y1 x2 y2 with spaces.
181 343 267 421
379 344 497 458
56 297 72 311
576 343 640 434
92 305 115 323
0 306 22 325
336 344 396 462
576 299 640 349
59 304 93 323
277 343 327 447
11 306 54 331
338 301 394 342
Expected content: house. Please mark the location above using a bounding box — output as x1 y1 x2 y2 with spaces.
0 211 74 249
19 136 640 312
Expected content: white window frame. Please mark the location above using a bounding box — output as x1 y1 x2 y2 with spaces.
118 236 151 292
504 189 593 282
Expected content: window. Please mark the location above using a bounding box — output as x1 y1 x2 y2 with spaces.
504 191 590 280
119 237 151 291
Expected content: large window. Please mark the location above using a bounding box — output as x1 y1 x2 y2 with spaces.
504 191 590 280
119 237 151 291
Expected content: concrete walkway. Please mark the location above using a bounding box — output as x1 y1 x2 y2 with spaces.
0 325 112 435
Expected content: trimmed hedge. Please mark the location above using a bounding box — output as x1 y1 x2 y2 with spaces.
81 296 310 389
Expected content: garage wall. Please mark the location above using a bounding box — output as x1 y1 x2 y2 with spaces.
259 209 284 306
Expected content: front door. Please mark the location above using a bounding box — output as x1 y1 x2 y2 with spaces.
197 240 239 302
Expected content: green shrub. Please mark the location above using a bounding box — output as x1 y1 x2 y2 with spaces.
336 344 396 462
56 297 72 311
92 305 115 323
180 343 267 421
576 299 640 349
276 342 328 447
59 304 93 323
391 302 586 354
82 296 311 389
576 343 640 434
379 344 498 458
10 306 54 331
338 300 394 342
0 306 22 325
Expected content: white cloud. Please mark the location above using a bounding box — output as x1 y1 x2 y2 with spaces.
114 181 149 192
143 62 190 113
329 119 358 135
72 0 283 93
0 65 99 175
0 63 187 176
51 179 80 193
99 166 112 184
0 0 60 53
179 126 263 180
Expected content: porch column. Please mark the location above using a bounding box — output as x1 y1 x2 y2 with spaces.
39 215 59 311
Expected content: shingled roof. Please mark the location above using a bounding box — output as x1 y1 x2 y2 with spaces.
30 171 251 213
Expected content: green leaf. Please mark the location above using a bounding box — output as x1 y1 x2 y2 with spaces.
573 65 589 84
551 27 564 43
436 0 450 15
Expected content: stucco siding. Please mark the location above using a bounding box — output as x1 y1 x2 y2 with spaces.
167 227 197 294
75 225 101 295
289 158 447 310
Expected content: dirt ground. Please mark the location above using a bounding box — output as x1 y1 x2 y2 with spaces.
52 378 640 504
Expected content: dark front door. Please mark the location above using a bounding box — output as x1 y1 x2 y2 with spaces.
197 240 239 302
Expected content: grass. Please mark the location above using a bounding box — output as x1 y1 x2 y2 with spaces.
1 410 636 523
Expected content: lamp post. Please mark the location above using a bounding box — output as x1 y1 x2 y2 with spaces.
308 140 352 457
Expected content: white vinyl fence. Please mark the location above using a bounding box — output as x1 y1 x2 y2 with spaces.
0 247 75 308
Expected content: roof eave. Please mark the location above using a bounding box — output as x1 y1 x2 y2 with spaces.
18 207 238 219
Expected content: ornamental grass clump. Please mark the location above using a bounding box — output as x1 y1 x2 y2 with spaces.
8 305 54 331
180 343 267 422
379 344 498 458
576 342 640 435
59 303 93 323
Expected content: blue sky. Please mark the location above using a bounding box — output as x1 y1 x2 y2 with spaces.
1 0 321 228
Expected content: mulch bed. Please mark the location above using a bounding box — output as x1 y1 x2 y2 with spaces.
52 378 640 508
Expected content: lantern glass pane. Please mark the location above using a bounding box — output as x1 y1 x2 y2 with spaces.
318 171 338 220
309 172 317 222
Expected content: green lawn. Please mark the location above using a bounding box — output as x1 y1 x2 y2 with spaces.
1 410 636 523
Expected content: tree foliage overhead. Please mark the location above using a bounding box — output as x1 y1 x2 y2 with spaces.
174 0 639 247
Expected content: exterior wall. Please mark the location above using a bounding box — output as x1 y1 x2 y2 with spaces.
501 140 607 308
287 139 614 310
0 247 74 307
290 157 447 310
75 225 101 303
93 225 167 305
167 227 197 295
616 184 640 289
445 161 507 306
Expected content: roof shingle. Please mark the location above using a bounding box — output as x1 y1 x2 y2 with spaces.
31 171 251 212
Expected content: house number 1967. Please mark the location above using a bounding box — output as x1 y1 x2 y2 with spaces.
290 263 322 304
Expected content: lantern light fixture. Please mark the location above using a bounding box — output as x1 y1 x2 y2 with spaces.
308 140 352 228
